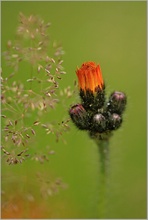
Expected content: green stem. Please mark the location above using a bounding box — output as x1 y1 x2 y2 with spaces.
97 139 109 176
90 132 111 218
97 139 109 218
90 132 112 218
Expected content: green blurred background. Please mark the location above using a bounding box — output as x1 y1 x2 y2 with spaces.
1 1 147 219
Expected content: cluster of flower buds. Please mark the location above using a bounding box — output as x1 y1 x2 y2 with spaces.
69 62 126 138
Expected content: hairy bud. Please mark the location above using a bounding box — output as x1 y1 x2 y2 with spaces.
107 91 127 114
92 114 106 133
69 104 90 130
108 113 122 130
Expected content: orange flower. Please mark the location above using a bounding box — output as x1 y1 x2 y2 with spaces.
76 61 104 94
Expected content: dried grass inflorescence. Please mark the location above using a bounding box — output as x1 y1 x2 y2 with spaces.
2 13 71 165
36 172 68 198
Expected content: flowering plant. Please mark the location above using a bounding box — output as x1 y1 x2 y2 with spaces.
69 61 127 217
69 61 126 140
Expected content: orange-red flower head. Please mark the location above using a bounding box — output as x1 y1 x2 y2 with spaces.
76 61 104 94
69 61 127 136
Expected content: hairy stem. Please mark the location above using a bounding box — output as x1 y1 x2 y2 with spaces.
98 139 109 175
90 132 111 218
97 139 109 218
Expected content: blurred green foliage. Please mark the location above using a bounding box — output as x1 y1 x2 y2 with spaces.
1 1 146 219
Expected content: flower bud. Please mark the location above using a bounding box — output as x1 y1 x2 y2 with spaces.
69 104 90 130
76 62 105 111
92 113 106 133
107 91 127 114
108 113 122 130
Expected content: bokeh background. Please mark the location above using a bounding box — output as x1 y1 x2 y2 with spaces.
1 1 147 219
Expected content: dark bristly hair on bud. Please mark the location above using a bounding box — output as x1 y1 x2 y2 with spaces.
108 113 122 130
69 104 90 130
79 88 105 111
107 91 127 114
92 114 106 133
